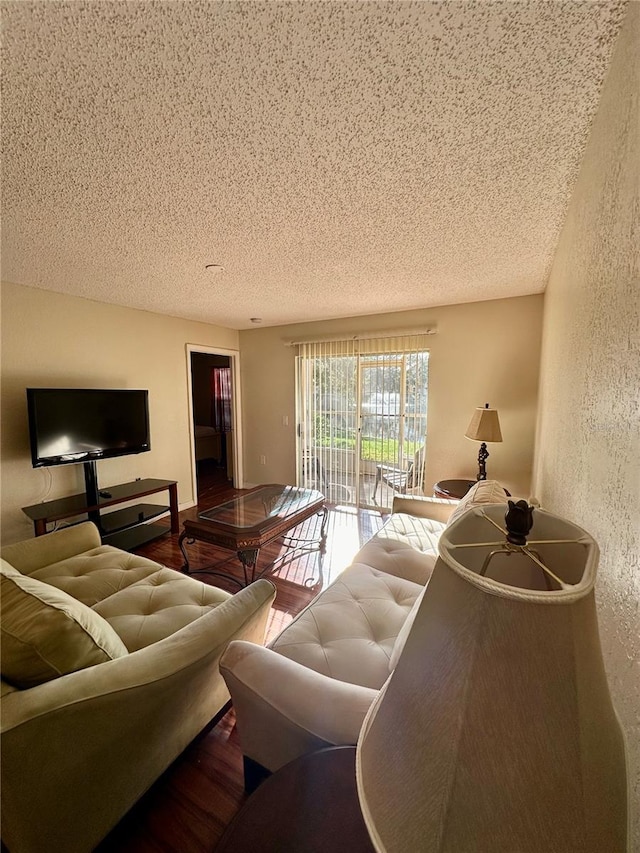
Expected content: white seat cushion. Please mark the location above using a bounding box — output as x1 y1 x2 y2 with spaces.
354 512 444 584
270 563 423 690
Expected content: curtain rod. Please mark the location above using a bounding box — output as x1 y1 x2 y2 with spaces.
283 328 437 347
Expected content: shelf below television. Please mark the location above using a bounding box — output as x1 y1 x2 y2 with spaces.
102 521 170 551
100 503 169 535
22 478 179 552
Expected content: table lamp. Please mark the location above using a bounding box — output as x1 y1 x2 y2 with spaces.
356 502 628 853
465 402 502 480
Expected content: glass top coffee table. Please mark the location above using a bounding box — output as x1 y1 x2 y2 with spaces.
179 484 327 588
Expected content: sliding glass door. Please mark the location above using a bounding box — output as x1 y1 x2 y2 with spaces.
296 335 429 509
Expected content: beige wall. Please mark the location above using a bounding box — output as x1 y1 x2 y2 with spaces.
0 282 239 544
1 285 542 545
533 4 639 843
239 294 543 499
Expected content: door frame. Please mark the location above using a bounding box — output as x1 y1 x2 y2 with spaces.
186 343 244 501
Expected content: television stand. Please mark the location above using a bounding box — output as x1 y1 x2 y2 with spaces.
22 477 179 552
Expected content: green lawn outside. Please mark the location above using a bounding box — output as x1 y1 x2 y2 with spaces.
320 436 420 464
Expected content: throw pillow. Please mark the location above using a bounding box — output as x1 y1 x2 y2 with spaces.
1 563 128 689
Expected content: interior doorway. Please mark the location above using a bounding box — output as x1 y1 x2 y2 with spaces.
187 346 242 501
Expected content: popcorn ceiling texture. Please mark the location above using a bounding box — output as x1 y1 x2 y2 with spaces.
533 4 639 845
0 0 628 329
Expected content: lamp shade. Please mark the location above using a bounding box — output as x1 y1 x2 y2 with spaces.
356 505 627 853
465 404 502 442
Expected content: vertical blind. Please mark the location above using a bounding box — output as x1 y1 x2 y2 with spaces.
296 334 430 509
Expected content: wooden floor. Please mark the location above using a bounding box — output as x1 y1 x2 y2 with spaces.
96 464 388 852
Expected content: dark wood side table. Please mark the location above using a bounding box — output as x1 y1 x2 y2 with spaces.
433 478 476 500
215 746 374 853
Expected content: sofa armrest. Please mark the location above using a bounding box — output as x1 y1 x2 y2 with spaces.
220 640 379 773
0 579 276 853
391 494 457 523
0 521 102 575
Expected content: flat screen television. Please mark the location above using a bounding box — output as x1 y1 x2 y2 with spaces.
27 388 151 468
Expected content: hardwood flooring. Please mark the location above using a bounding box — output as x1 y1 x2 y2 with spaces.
96 465 388 852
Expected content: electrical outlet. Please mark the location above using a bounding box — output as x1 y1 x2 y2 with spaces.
260 455 266 465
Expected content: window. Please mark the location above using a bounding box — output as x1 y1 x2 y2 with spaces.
296 334 430 509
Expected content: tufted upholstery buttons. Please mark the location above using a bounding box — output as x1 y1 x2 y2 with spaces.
29 546 233 651
271 564 423 690
352 512 443 585
31 546 164 607
92 568 230 651
269 513 445 689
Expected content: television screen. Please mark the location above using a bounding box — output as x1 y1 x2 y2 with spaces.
27 388 151 467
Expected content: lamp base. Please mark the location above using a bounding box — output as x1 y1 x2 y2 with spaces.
476 442 489 480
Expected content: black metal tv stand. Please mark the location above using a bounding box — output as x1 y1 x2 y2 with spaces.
22 463 179 552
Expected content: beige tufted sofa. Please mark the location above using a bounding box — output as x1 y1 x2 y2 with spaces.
0 521 276 853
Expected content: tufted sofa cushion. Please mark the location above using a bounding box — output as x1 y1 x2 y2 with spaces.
92 567 231 650
270 563 423 690
25 543 234 651
30 545 164 607
353 512 444 585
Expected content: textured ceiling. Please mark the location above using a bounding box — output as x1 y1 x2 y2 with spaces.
1 1 628 330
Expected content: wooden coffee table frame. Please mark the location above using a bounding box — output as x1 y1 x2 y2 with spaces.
179 485 328 588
